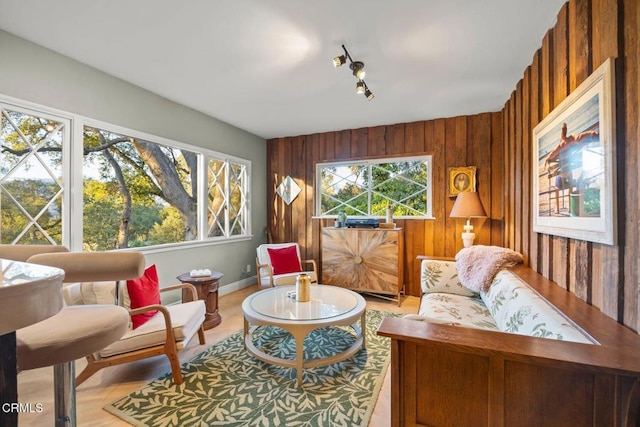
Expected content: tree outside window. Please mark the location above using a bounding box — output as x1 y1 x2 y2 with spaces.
83 126 199 250
317 156 432 218
0 101 251 250
1 107 66 245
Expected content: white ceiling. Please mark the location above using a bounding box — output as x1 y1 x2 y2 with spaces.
0 0 565 140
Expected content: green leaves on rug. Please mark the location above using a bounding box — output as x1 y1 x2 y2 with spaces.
105 309 400 426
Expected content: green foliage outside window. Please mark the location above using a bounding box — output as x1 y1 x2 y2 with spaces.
1 104 249 249
82 126 197 250
318 157 431 218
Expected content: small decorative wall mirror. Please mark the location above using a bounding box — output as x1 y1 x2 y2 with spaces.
276 175 301 205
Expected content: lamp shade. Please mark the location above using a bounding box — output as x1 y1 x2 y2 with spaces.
450 191 487 218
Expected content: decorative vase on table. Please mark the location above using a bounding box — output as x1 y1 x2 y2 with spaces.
295 273 311 302
338 210 347 228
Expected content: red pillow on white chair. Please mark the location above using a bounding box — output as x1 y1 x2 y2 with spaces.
267 246 302 275
126 264 160 329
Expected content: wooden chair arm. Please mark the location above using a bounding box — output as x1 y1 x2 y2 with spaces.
302 259 318 280
128 304 167 316
256 262 272 271
416 255 456 261
127 305 177 342
160 282 198 301
256 257 274 286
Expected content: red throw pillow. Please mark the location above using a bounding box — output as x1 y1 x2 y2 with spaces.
126 264 161 329
267 246 302 275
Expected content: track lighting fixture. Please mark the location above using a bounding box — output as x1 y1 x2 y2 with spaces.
333 54 346 68
364 88 374 100
333 44 374 100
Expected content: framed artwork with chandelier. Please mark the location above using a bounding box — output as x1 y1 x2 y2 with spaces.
532 57 616 245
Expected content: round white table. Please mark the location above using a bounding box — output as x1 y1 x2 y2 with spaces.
0 258 64 427
242 284 366 386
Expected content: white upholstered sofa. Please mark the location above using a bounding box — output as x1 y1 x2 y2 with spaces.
406 257 596 344
378 253 640 426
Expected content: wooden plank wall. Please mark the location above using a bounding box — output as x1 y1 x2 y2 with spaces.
266 0 640 329
503 0 640 330
267 112 503 297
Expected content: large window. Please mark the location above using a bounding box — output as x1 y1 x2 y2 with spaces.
0 99 251 250
1 106 69 245
317 156 433 218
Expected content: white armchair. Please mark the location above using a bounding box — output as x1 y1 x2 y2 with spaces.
29 252 206 386
256 243 318 288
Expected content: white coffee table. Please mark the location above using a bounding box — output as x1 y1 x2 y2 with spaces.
242 284 366 386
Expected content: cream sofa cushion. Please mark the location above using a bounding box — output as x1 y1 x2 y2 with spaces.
417 293 499 330
98 300 205 358
412 259 597 345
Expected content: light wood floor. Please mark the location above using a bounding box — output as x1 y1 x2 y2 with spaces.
16 285 419 426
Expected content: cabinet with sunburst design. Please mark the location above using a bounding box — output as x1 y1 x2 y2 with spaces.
321 227 404 301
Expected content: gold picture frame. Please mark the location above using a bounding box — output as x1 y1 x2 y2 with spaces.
448 166 476 197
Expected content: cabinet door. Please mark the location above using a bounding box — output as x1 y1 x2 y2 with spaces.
321 228 400 295
359 229 400 294
321 228 358 288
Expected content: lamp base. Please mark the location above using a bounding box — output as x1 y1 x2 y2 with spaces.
461 219 475 248
461 232 476 248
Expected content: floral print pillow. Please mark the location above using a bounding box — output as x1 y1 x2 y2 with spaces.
421 260 477 297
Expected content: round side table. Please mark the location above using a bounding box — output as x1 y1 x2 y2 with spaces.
177 271 223 330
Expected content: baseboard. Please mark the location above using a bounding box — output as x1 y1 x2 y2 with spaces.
219 276 256 297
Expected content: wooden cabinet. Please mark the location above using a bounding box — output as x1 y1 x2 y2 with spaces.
321 227 404 300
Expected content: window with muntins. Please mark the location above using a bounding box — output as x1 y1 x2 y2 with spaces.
316 156 433 218
1 105 68 245
0 98 251 251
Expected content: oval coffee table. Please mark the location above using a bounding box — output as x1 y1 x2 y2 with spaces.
242 284 366 386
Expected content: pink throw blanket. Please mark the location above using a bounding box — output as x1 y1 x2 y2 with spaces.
455 245 524 292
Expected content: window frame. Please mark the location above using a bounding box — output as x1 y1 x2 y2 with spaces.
0 94 252 253
315 155 434 219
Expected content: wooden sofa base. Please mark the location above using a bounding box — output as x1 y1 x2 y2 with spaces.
377 266 640 427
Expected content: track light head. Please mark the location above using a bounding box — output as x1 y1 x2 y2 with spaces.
365 89 374 100
350 61 365 80
333 55 346 68
356 81 365 94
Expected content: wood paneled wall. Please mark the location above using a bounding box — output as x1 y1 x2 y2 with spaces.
503 0 640 329
267 113 503 297
266 0 640 329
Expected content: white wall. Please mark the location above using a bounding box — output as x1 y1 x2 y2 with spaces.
0 30 266 292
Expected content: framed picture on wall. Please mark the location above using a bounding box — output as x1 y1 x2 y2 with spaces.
448 166 476 197
532 57 617 245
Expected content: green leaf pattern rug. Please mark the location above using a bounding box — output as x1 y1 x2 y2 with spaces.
105 309 400 426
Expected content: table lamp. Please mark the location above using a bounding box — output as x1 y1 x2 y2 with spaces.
450 191 487 247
